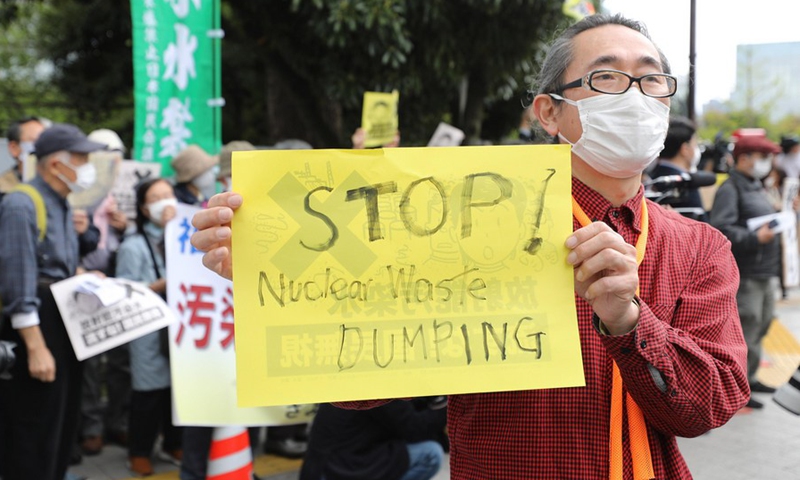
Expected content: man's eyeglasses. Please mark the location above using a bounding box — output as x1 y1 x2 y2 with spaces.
554 69 678 98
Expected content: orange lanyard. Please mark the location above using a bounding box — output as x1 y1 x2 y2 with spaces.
572 196 654 480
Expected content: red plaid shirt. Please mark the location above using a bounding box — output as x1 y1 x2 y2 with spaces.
337 177 749 479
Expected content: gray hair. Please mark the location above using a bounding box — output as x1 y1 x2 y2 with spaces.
534 13 671 97
38 150 70 165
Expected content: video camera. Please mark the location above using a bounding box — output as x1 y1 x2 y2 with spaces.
644 170 717 221
0 317 16 378
0 341 15 378
698 134 733 173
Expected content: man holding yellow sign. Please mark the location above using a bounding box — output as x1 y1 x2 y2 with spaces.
192 13 748 480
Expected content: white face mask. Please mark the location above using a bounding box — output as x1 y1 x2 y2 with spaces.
551 89 670 179
192 168 217 199
18 141 34 162
146 197 178 224
58 159 97 193
752 158 773 180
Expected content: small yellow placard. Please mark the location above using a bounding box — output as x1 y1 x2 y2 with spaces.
231 145 583 407
361 90 399 148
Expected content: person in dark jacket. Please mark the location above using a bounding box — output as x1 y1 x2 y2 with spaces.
649 116 708 221
710 133 782 409
299 401 446 480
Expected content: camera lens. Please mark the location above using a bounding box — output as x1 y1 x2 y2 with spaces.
0 340 17 374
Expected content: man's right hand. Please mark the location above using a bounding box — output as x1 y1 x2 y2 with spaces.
756 224 776 244
191 192 243 281
18 325 56 382
28 344 56 382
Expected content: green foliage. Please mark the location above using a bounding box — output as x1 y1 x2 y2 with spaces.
3 0 568 150
0 1 66 131
698 104 800 145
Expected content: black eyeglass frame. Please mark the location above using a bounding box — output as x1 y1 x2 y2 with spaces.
554 69 678 98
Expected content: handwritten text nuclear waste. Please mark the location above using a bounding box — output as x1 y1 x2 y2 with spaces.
253 168 564 375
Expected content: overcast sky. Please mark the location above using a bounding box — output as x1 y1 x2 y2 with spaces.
602 0 800 111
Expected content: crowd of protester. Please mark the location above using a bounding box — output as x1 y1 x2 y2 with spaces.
2 12 800 480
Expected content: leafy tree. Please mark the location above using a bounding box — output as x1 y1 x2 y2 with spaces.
0 1 71 131
222 0 567 146
7 0 572 150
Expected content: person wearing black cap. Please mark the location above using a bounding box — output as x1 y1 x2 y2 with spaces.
710 133 782 410
777 135 800 179
0 123 105 480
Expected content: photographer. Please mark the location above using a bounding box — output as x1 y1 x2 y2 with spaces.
698 133 734 174
710 133 782 409
649 116 708 221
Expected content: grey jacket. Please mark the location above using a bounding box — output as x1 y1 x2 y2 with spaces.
710 169 780 278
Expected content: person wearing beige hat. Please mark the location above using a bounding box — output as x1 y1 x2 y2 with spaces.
170 145 218 206
216 140 255 193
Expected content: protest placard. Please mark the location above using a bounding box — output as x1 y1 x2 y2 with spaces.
51 274 176 361
167 203 316 425
231 145 582 406
112 161 162 225
361 90 399 148
427 122 465 147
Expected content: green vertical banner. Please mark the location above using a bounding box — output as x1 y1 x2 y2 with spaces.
132 0 222 177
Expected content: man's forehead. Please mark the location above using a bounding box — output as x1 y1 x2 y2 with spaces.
570 24 662 73
20 120 45 138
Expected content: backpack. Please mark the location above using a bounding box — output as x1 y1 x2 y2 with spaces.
5 184 48 241
0 184 47 317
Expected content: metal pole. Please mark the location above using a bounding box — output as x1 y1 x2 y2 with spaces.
688 0 697 121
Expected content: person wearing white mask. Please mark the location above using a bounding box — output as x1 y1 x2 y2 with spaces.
777 135 800 179
0 123 105 480
649 116 708 221
710 133 783 410
191 14 749 479
115 178 181 476
1 116 46 193
215 140 255 193
170 144 219 206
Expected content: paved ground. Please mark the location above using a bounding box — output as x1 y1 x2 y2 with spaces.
70 291 800 480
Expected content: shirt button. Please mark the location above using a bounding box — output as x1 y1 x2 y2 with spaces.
640 340 647 349
611 210 619 218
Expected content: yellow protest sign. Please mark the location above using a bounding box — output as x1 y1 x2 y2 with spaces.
231 145 583 407
361 90 399 148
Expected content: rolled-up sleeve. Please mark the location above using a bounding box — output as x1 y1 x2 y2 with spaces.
0 193 42 327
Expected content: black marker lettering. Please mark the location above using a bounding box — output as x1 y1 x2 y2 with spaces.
300 186 338 252
461 173 513 238
399 177 448 236
345 182 398 241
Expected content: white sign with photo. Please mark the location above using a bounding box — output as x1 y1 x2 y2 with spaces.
782 177 800 287
112 161 163 224
427 122 465 147
51 274 176 361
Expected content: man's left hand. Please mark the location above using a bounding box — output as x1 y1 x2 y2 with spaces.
73 209 89 235
566 222 640 336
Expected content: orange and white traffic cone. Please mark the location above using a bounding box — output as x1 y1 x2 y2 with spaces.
207 426 254 480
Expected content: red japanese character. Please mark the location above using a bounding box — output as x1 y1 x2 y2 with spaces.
176 283 214 348
219 286 235 349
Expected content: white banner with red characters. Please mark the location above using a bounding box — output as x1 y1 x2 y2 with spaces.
166 203 317 426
